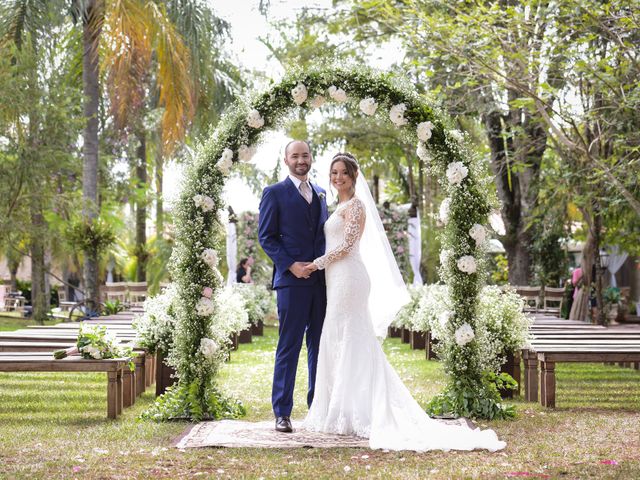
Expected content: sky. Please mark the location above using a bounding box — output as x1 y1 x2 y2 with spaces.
164 0 402 215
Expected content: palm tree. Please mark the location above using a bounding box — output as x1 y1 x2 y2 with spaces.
70 0 194 289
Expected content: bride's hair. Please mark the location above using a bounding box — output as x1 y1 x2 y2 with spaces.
330 152 359 185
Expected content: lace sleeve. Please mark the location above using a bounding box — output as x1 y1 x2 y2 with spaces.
314 198 366 270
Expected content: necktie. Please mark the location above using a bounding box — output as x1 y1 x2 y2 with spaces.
300 181 312 204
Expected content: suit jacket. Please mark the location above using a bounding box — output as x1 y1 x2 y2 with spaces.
258 177 328 289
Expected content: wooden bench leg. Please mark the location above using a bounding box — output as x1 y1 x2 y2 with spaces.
540 360 556 408
135 357 145 396
116 369 123 415
145 353 154 387
107 371 118 419
123 369 131 408
524 352 538 402
123 368 135 408
513 351 521 396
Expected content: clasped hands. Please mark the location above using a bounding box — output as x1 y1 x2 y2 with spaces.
289 261 318 279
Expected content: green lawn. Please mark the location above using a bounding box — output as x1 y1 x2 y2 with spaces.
0 314 61 331
1 326 639 479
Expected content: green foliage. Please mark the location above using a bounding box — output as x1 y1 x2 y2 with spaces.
102 300 124 315
139 381 245 422
603 287 621 306
66 217 116 255
427 375 516 421
489 254 509 285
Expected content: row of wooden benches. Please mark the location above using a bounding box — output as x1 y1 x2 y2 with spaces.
0 309 156 419
391 315 640 408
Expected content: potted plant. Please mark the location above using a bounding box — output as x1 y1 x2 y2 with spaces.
603 286 621 323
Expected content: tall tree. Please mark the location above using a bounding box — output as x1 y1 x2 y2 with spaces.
1 0 82 320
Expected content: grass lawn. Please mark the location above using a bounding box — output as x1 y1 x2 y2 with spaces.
1 326 639 479
0 314 61 331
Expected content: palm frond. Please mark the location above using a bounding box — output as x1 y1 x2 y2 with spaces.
102 0 152 130
146 1 194 153
0 0 51 49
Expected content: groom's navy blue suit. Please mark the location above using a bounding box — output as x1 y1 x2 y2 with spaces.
258 177 328 417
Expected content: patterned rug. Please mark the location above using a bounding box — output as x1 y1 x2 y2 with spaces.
175 418 471 449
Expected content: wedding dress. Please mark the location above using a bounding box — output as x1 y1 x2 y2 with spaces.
303 196 506 452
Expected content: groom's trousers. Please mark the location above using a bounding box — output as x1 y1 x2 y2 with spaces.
272 283 326 417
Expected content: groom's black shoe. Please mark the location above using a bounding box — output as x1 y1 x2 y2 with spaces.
275 416 293 433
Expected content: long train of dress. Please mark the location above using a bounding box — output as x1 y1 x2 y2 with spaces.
303 197 506 452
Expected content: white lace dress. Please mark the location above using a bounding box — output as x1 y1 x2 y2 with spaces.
303 197 506 452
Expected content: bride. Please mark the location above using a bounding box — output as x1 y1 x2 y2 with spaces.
301 152 506 452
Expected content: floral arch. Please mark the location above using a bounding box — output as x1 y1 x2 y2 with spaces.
149 66 509 421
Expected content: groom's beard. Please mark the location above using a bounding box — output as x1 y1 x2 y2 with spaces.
292 163 310 176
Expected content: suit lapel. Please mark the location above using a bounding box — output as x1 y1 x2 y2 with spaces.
311 183 327 236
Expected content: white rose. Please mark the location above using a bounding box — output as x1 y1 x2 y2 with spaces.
238 144 256 163
457 255 477 274
439 197 451 224
489 211 506 235
196 297 215 317
87 345 102 359
439 249 452 266
199 337 218 360
201 196 214 212
309 95 326 108
246 109 264 129
216 148 234 174
416 142 429 161
389 103 408 127
359 97 378 116
450 129 464 142
291 82 308 105
469 224 487 246
201 248 219 268
454 323 475 346
328 85 347 103
417 121 434 142
446 161 469 186
193 194 214 212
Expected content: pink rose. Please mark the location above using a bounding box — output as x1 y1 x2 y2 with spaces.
202 287 213 298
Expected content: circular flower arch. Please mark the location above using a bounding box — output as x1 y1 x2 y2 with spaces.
152 65 510 421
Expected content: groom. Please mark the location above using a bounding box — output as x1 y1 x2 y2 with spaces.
258 140 328 433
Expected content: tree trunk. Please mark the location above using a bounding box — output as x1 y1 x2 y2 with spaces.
135 131 148 282
30 201 47 324
82 0 103 309
155 145 164 239
9 264 18 292
592 208 606 324
570 213 596 321
484 109 546 285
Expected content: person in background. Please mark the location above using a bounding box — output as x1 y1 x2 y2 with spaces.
236 257 254 284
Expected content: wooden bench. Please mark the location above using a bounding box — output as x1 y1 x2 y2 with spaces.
536 348 640 407
0 342 150 398
0 354 130 418
523 321 640 406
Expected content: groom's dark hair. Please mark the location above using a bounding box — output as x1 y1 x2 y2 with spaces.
284 139 312 157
